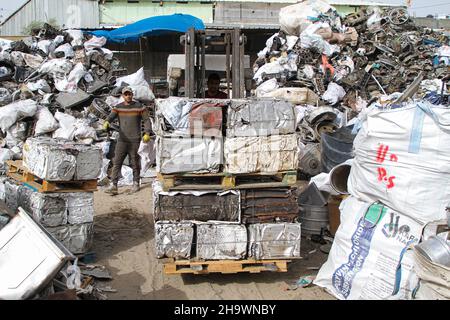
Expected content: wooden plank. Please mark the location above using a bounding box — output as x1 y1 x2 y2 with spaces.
163 259 291 275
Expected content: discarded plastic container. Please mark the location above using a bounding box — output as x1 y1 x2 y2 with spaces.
415 235 450 267
329 162 351 195
321 126 355 173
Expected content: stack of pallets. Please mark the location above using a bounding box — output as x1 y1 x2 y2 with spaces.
154 97 302 275
4 138 102 256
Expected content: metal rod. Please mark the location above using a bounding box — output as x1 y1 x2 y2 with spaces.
225 33 230 98
139 37 144 68
371 74 386 95
201 33 206 98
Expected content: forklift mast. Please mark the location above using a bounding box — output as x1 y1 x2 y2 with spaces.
182 28 246 98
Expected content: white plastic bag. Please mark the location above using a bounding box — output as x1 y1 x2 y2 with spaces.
255 78 279 97
65 29 84 47
348 101 450 223
27 79 51 93
115 68 155 101
54 63 87 93
84 36 107 50
35 107 59 136
300 22 340 56
52 112 77 140
279 0 335 36
138 140 156 176
39 59 73 77
21 53 43 69
253 61 285 84
37 40 52 55
0 99 37 132
74 119 97 140
314 196 422 300
322 82 346 105
64 259 82 290
55 43 75 58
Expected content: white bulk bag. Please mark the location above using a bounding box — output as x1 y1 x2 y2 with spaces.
348 101 450 223
314 196 422 300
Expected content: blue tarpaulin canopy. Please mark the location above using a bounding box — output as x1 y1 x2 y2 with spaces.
89 14 205 44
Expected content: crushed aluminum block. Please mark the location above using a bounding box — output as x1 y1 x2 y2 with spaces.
23 137 102 181
156 136 223 174
224 134 298 174
248 223 301 260
196 223 247 260
47 223 94 255
154 97 226 137
226 99 296 137
155 221 194 259
66 192 94 225
18 186 67 227
5 178 21 213
154 188 240 223
73 144 103 180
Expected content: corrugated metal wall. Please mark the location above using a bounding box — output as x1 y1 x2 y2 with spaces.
99 0 214 25
0 0 99 36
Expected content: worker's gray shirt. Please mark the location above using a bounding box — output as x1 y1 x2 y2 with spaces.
106 101 152 143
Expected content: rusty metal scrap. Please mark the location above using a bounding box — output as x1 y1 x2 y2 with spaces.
240 188 299 224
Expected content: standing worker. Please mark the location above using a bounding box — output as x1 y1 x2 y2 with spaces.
103 87 152 195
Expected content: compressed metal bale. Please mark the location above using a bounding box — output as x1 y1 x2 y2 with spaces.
154 189 240 223
65 192 94 225
155 221 194 259
73 145 103 180
0 176 7 202
156 136 223 174
155 97 226 137
47 223 94 255
224 134 298 174
248 223 301 259
23 137 102 181
5 178 21 213
226 99 296 137
196 224 247 260
240 188 299 223
18 186 67 227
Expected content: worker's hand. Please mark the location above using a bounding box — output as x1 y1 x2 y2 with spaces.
143 133 151 143
103 121 110 130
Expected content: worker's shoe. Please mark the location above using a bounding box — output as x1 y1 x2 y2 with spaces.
105 184 118 195
130 182 140 193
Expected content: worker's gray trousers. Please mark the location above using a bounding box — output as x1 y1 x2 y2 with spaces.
111 140 141 185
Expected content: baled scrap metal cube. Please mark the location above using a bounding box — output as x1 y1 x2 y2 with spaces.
46 222 94 255
156 136 223 174
226 99 296 138
248 223 301 260
155 221 194 259
224 134 298 174
153 183 240 222
196 223 247 260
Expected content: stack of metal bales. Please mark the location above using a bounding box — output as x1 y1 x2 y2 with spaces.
154 97 302 261
4 137 102 255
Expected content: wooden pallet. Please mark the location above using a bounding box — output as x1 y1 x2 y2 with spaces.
163 259 290 275
6 160 97 193
158 171 297 191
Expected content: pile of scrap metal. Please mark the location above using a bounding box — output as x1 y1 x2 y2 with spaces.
0 23 156 184
253 0 449 176
153 97 302 261
0 205 114 300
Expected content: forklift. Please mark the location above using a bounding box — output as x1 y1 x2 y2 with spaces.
168 28 250 98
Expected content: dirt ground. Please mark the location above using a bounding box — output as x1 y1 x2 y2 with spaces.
92 179 335 300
